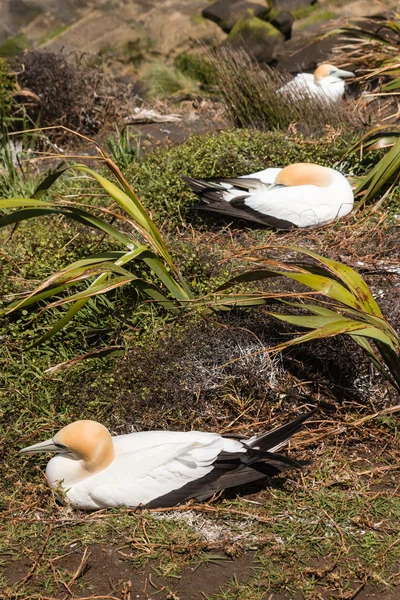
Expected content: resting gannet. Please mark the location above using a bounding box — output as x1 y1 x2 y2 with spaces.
278 63 355 103
19 409 317 510
183 163 354 229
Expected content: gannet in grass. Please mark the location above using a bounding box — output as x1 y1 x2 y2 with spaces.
19 409 317 510
183 163 354 229
278 63 355 103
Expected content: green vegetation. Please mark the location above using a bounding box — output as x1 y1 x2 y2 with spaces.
296 10 337 30
349 126 400 207
0 58 16 123
106 125 141 169
141 61 199 98
174 51 215 85
0 33 29 57
228 17 283 42
127 129 353 228
37 23 71 46
1 155 195 345
214 246 400 393
333 12 400 97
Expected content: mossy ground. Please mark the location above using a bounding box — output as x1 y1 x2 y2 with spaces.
1 127 399 599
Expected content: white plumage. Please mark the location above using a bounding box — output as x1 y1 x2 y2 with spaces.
19 410 317 510
184 163 354 229
278 63 355 103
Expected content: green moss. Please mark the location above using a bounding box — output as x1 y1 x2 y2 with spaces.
126 129 351 230
0 58 16 122
174 52 216 85
141 61 199 98
0 34 29 58
228 17 283 42
290 4 317 20
192 13 207 25
38 23 71 46
296 10 337 30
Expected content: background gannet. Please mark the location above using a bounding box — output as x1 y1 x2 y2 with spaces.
19 409 317 510
278 63 355 103
183 163 354 229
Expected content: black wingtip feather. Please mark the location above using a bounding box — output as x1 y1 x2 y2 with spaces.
147 409 318 508
249 408 318 452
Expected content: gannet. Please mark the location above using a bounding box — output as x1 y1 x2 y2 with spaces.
183 163 354 229
19 409 317 510
278 63 355 103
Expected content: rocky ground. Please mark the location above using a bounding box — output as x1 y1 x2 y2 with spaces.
1 0 398 81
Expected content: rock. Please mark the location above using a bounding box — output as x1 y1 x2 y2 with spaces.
340 1 389 18
226 17 284 64
267 0 317 13
275 33 341 73
202 0 270 34
271 11 294 39
292 8 338 34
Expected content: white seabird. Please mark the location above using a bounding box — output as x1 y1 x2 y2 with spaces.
18 409 317 510
278 63 355 103
183 163 354 229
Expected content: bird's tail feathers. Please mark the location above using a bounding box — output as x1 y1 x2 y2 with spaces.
246 408 318 453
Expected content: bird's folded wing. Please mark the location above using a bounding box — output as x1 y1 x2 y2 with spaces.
240 185 332 228
278 73 318 97
88 435 244 507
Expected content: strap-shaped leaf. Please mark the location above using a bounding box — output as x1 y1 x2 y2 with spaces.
0 206 134 248
355 137 400 199
72 165 175 267
350 336 398 390
45 275 140 308
0 198 55 209
281 271 362 309
215 269 282 292
26 248 170 346
286 246 382 316
4 261 138 314
32 166 68 198
266 317 375 351
74 164 193 298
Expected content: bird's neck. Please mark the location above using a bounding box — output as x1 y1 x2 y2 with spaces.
46 441 115 488
82 438 115 474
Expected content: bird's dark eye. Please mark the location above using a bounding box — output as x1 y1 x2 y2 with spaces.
54 441 67 450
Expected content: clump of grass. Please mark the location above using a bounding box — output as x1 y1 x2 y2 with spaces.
141 61 200 98
106 125 141 169
0 58 17 124
12 50 122 143
0 34 29 58
202 46 360 132
1 142 196 345
174 52 216 86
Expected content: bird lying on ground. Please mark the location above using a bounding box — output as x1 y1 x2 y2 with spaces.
278 63 355 103
19 409 317 510
183 163 354 229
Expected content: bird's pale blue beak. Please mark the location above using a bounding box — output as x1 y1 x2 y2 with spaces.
18 438 62 455
335 69 355 79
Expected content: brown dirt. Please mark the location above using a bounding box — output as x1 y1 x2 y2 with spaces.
4 545 255 599
4 544 399 599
